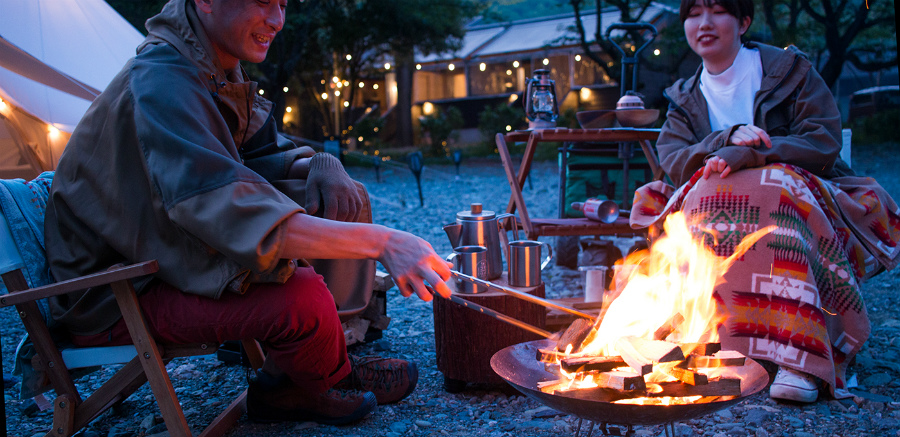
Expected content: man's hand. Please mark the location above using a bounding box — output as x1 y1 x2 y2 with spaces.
729 125 772 148
379 230 452 302
305 153 362 222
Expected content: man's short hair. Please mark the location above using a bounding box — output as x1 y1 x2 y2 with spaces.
679 0 755 24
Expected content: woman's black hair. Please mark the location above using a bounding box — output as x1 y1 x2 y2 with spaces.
679 0 755 24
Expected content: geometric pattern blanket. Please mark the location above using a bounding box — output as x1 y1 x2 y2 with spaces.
631 164 900 398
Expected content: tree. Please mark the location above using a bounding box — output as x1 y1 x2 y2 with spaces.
362 0 482 147
563 0 694 96
798 0 896 88
756 0 896 89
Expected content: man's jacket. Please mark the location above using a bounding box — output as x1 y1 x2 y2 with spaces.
658 42 852 187
45 0 304 335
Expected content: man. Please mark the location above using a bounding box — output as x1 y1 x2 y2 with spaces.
43 0 451 425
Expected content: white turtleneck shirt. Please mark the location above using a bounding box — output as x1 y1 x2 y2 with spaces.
699 45 763 132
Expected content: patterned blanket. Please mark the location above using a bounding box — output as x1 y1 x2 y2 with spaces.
631 164 900 398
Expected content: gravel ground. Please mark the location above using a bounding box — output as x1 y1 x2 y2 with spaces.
3 143 900 437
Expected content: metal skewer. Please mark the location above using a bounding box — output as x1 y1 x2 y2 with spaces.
450 270 597 322
444 293 552 339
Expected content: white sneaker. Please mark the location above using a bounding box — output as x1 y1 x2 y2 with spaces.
769 367 818 403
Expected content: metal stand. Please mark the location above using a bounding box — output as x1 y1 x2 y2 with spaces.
573 419 675 437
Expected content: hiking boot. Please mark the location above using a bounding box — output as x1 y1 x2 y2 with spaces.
247 370 376 425
335 355 418 404
769 367 818 403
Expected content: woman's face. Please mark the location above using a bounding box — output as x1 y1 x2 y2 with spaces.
683 1 751 74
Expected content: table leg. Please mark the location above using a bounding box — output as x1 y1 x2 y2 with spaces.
495 133 533 237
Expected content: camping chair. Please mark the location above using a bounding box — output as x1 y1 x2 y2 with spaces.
0 213 265 436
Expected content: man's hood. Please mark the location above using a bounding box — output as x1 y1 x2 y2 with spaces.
137 0 224 79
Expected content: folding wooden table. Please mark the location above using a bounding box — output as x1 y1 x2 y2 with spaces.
494 128 662 240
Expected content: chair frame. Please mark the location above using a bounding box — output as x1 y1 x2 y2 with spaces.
0 261 265 437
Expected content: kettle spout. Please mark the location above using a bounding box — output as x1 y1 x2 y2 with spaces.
442 223 462 247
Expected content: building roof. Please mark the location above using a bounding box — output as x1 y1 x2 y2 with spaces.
415 2 675 64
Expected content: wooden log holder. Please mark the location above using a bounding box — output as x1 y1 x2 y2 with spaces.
433 272 546 390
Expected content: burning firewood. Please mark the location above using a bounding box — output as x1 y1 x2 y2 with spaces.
648 378 741 397
594 371 647 391
680 342 722 356
556 318 595 353
685 350 746 368
614 336 685 375
653 313 685 341
560 355 627 373
661 365 708 385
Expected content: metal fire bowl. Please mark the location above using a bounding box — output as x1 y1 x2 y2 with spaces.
491 339 769 426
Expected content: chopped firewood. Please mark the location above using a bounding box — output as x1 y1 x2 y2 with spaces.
536 348 568 363
560 355 627 373
647 378 741 397
615 336 685 375
680 342 722 356
594 371 647 391
661 365 708 385
537 378 566 389
556 318 595 353
685 350 746 368
653 313 684 341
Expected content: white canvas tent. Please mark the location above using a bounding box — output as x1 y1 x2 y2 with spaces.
0 0 144 179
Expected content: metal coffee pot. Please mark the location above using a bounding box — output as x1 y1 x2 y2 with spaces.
443 203 513 280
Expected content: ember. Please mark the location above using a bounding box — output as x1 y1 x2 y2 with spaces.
541 212 775 405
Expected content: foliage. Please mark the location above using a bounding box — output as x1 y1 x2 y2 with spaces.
754 0 896 88
477 103 526 147
846 109 900 146
419 107 464 156
352 116 387 154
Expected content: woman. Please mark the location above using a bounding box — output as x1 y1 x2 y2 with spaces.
630 0 900 403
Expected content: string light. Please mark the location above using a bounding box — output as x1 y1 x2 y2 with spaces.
283 87 289 92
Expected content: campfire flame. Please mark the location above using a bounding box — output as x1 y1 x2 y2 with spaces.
552 212 775 404
581 212 773 356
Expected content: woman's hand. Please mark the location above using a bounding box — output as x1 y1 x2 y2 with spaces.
703 156 733 179
729 125 772 148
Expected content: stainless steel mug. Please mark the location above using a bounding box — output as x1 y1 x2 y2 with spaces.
508 240 553 287
447 245 489 293
443 203 513 280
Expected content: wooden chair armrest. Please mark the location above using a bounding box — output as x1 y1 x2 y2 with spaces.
0 260 159 307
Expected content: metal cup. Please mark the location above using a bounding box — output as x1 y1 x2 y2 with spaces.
508 240 553 287
447 246 489 293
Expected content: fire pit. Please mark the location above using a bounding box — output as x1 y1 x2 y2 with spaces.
491 339 769 433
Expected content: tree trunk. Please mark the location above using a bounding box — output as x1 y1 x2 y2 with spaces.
394 50 415 147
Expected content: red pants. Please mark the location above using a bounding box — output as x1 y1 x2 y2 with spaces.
72 266 350 393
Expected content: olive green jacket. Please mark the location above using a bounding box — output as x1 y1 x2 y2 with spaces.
658 42 852 187
45 0 303 335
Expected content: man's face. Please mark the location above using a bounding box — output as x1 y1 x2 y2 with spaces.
195 0 286 69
